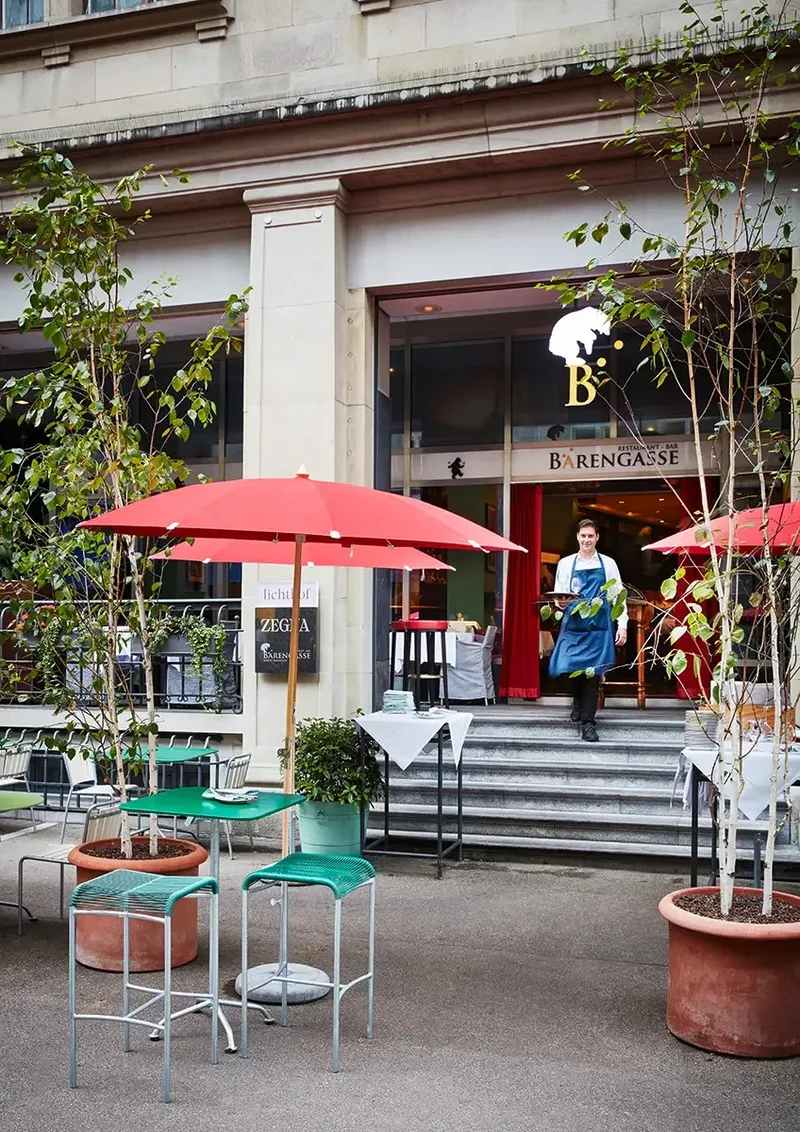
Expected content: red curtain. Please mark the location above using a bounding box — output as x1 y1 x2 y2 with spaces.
673 477 716 700
499 483 542 699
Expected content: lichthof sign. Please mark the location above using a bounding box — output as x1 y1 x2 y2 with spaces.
255 580 319 675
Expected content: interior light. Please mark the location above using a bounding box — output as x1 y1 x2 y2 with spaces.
416 304 442 314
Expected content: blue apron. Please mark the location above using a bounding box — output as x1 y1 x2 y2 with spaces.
548 555 616 678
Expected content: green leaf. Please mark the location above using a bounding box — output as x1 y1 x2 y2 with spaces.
661 577 677 601
681 329 696 350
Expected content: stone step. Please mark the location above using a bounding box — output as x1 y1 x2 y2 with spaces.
387 779 680 815
364 826 800 864
456 736 681 764
461 711 684 743
368 802 786 848
399 755 677 789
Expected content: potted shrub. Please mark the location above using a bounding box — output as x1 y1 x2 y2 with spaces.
551 2 800 1055
280 716 383 856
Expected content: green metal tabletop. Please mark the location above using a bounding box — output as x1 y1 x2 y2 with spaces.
108 745 218 765
120 786 305 823
0 790 43 813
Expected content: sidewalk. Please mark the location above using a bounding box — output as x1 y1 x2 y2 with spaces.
0 824 797 1132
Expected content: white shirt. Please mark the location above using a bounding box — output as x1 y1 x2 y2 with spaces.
554 551 629 630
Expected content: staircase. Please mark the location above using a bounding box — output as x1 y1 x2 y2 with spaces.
368 705 797 865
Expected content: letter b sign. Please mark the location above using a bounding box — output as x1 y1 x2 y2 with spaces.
565 364 597 406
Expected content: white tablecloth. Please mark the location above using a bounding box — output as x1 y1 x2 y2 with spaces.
356 709 473 770
682 744 800 821
391 631 471 673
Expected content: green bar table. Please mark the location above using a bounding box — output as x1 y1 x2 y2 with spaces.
121 787 305 1052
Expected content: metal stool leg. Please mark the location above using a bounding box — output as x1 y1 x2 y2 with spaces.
163 917 172 1103
69 908 78 1088
332 897 342 1073
123 912 131 1053
280 881 289 1029
241 886 250 1058
209 890 219 1066
367 879 375 1041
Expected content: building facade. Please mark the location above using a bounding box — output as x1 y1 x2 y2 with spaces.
0 0 798 781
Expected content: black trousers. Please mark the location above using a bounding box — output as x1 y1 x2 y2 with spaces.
571 674 600 723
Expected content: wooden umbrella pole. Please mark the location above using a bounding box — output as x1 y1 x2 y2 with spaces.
282 533 305 856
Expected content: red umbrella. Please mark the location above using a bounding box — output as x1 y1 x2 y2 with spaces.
80 472 522 552
153 538 454 572
643 502 800 556
81 471 523 853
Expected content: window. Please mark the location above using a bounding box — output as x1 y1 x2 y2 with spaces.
88 0 149 11
2 0 43 27
410 340 504 449
512 337 612 442
389 346 405 452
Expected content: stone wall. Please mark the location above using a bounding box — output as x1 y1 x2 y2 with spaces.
1 0 792 151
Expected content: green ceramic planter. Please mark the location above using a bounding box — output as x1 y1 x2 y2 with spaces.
298 800 362 857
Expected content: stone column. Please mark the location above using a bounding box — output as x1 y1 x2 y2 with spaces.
240 180 375 782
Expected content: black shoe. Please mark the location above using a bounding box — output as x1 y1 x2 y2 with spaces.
581 722 599 743
570 703 581 723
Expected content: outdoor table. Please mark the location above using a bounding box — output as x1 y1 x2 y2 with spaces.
111 744 222 783
683 744 800 887
356 709 473 878
120 786 305 1052
0 790 44 922
0 789 43 819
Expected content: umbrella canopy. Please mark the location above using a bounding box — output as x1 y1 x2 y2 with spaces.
79 471 524 553
153 538 454 572
643 502 800 556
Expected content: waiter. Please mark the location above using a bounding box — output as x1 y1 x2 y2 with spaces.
549 518 627 743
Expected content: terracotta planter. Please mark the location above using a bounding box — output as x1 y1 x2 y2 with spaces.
659 886 800 1057
68 837 208 973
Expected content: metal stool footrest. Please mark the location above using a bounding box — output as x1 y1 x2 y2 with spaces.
241 853 376 1072
69 869 220 1103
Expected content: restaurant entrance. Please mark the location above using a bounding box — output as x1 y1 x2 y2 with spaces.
537 480 686 699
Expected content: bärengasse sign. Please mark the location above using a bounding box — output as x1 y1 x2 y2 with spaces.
512 438 713 481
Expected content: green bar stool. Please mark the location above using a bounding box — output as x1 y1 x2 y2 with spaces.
69 869 219 1103
241 853 376 1072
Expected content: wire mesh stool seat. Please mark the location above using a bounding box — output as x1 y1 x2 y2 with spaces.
241 852 376 1072
69 869 219 1103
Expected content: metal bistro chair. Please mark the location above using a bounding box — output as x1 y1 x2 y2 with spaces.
443 624 498 705
0 741 37 829
241 853 376 1072
60 749 117 842
17 803 122 935
69 869 219 1104
182 752 254 860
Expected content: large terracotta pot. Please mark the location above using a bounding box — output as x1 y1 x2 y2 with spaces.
659 886 800 1057
68 837 208 973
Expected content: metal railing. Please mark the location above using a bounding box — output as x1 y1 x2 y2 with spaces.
0 599 243 714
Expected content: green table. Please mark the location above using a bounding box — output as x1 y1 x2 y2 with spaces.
121 786 304 881
0 789 43 812
121 786 305 1053
0 790 44 925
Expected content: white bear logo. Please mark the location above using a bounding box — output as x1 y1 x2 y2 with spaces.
548 308 612 367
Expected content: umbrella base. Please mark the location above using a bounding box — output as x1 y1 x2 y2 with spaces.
234 962 330 1004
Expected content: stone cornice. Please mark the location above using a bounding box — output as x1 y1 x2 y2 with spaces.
243 179 351 216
